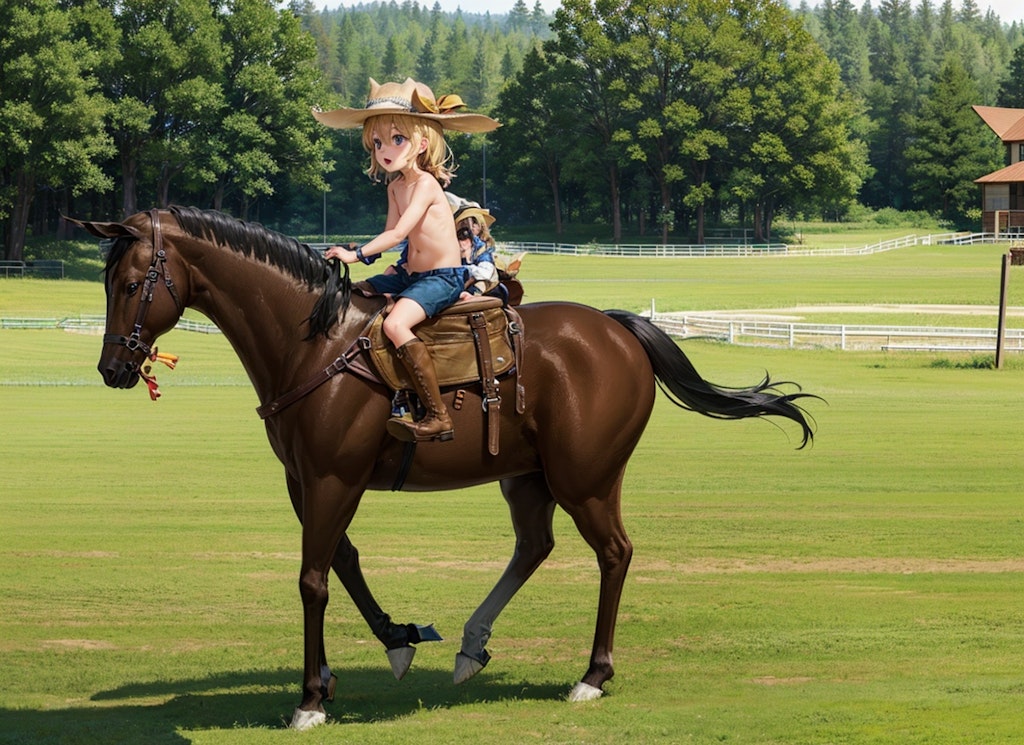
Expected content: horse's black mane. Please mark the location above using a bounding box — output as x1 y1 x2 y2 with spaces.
170 205 327 288
104 206 349 338
172 206 351 339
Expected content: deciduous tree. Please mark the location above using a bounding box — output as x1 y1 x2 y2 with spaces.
492 47 574 230
205 0 330 218
0 0 114 260
101 0 225 217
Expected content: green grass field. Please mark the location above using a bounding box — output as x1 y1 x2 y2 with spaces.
2 244 1024 744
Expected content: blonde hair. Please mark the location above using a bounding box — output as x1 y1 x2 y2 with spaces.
361 113 455 186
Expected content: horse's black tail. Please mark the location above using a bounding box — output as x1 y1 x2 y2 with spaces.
605 309 818 448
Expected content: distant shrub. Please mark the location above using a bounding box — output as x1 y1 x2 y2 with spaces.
929 355 995 370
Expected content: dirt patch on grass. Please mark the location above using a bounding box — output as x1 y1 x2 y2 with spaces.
751 676 815 686
360 555 1024 576
40 638 117 651
633 557 1024 574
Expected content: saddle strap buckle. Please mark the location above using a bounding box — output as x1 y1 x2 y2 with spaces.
482 389 501 412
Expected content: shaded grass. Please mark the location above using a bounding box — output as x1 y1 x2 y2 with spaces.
3 251 1024 743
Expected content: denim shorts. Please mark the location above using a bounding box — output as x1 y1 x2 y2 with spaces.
367 266 467 317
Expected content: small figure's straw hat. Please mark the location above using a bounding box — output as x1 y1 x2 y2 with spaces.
313 78 500 134
453 203 496 228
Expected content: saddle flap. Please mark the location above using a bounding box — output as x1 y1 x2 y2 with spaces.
368 305 517 391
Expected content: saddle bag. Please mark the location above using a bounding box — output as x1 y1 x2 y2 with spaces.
367 297 517 391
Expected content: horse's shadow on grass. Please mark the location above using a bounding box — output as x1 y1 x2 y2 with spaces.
0 665 570 743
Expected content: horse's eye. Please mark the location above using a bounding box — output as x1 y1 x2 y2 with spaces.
126 282 140 297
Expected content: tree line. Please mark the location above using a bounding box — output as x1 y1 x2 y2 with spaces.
2 0 332 261
804 0 1024 221
3 0 1023 260
490 0 1023 241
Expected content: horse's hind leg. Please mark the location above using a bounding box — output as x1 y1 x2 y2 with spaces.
558 474 633 701
455 474 556 684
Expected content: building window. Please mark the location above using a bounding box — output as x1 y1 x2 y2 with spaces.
1019 143 1024 163
984 184 1010 211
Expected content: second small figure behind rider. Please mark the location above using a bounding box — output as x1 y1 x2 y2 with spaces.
454 203 499 298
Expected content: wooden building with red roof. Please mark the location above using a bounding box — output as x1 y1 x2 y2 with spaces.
973 105 1024 235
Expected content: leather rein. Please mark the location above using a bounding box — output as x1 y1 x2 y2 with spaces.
103 209 183 360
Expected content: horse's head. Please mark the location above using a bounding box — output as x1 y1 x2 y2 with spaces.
66 210 187 390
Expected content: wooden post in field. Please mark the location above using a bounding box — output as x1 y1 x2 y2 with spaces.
996 252 1011 369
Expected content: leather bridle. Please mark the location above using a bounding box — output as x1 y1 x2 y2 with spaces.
103 209 183 360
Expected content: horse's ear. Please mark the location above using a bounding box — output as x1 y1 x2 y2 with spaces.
62 215 145 241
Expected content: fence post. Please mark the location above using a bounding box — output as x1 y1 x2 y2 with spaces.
997 252 1011 369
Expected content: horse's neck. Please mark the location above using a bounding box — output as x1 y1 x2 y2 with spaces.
183 241 330 396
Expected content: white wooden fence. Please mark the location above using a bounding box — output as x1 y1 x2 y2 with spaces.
651 313 1024 353
0 315 220 334
494 232 973 258
3 312 1017 354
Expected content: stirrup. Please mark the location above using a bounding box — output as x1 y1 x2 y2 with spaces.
385 416 454 443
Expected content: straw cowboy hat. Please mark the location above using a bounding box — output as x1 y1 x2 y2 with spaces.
446 192 496 227
453 203 496 228
312 78 500 134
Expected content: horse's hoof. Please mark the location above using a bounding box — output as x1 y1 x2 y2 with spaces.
453 652 485 684
387 645 416 680
568 682 604 702
289 707 327 730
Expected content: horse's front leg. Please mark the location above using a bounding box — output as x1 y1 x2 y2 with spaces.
282 475 336 717
289 478 362 731
331 533 442 680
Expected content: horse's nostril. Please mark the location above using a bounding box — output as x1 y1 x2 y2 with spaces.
98 360 135 388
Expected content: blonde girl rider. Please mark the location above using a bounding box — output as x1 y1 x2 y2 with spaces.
314 78 499 443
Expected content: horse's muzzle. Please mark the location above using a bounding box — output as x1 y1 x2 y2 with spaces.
98 358 140 389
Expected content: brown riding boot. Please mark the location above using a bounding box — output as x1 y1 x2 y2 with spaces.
386 339 454 443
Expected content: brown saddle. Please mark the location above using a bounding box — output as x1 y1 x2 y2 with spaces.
256 295 525 458
366 296 516 391
364 295 524 456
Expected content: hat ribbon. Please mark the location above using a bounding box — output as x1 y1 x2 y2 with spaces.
415 93 468 115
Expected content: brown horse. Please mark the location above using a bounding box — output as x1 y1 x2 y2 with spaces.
69 206 815 730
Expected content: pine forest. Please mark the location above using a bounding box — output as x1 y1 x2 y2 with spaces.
3 0 1024 259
